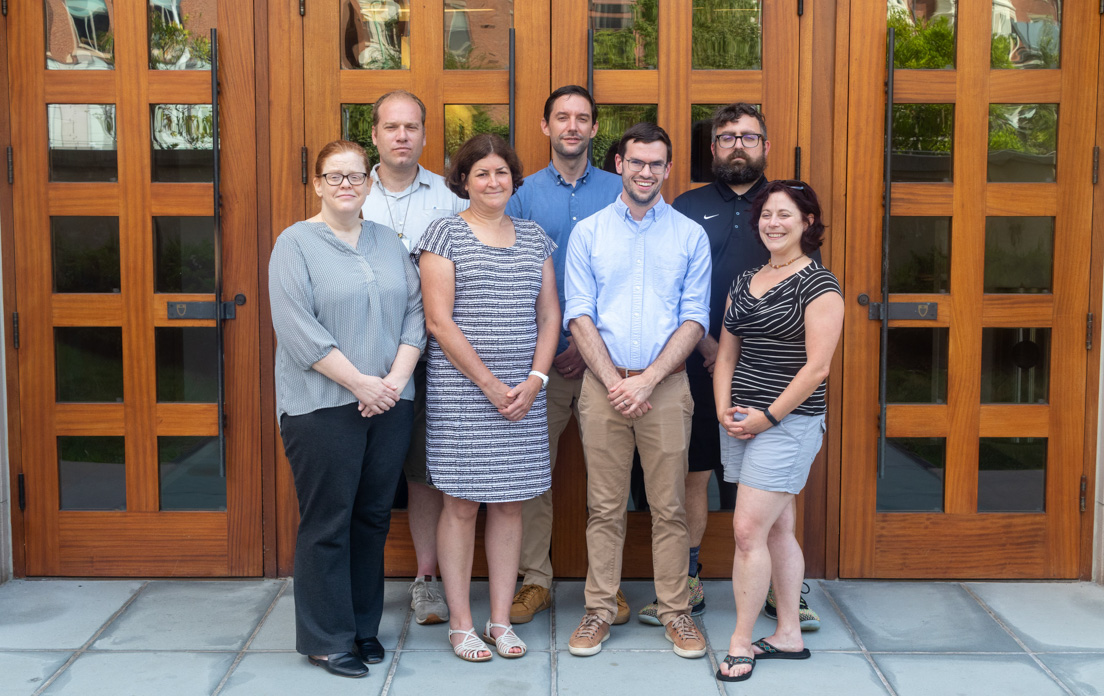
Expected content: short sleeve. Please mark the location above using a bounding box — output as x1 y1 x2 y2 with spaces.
414 216 456 265
524 219 557 260
799 267 842 307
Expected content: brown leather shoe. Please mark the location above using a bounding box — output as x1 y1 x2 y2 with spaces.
613 589 630 625
510 584 551 624
665 614 706 658
568 614 610 657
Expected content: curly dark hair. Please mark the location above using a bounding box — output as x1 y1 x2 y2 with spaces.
445 134 525 199
749 179 825 255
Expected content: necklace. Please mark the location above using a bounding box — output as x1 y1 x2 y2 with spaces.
383 176 416 242
768 254 805 269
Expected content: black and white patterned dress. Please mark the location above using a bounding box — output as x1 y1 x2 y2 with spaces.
414 215 554 503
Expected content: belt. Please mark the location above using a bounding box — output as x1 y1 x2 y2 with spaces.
615 364 685 378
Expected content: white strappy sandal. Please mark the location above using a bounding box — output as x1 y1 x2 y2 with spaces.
448 627 493 662
482 620 527 658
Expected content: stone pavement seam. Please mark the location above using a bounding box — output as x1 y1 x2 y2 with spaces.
211 578 290 696
818 581 897 696
29 580 150 696
377 590 414 696
960 582 1077 696
549 582 558 696
694 590 732 696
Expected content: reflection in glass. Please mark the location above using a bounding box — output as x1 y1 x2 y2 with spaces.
340 104 381 165
154 217 214 293
55 327 123 402
981 328 1050 404
984 217 1053 293
343 0 409 69
591 104 658 172
58 436 126 510
889 216 950 294
988 104 1057 183
692 0 760 70
45 0 115 69
148 0 214 70
52 217 120 293
891 104 953 182
590 0 657 70
886 328 948 404
978 437 1046 512
992 0 1060 69
877 437 945 512
156 328 218 403
444 104 509 167
690 104 724 183
887 0 956 69
159 436 226 510
445 0 512 70
48 104 118 182
151 104 214 182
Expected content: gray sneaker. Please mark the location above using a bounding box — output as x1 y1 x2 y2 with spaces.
410 575 449 625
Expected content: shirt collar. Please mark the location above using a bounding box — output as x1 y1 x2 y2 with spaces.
370 164 429 197
711 173 767 202
543 160 598 188
613 193 668 224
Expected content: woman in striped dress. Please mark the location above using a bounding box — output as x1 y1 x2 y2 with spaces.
712 180 844 682
416 134 560 662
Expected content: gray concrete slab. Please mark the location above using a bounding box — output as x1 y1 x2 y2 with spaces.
91 580 281 651
873 653 1070 696
968 582 1104 652
0 651 72 696
387 650 550 696
0 580 143 650
219 651 391 696
1037 653 1104 696
40 651 236 696
714 651 890 696
828 581 1022 652
403 581 550 652
557 648 715 695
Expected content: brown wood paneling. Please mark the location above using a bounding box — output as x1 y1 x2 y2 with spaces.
147 72 212 104
57 512 228 576
52 295 125 326
988 70 1061 104
43 72 115 103
657 1 690 195
985 184 1057 216
885 406 949 437
890 183 953 215
150 184 215 215
513 0 552 185
46 185 121 215
549 0 587 89
54 405 125 435
980 296 1053 326
688 72 762 103
892 70 956 103
156 404 220 436
592 71 660 102
873 515 1049 578
979 405 1049 438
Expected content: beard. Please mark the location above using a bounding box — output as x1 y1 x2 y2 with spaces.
713 150 766 186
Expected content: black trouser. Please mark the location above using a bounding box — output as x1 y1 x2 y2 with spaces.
280 400 413 655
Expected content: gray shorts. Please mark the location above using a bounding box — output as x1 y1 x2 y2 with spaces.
719 412 826 494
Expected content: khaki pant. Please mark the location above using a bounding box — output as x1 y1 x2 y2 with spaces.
577 369 693 626
518 369 582 588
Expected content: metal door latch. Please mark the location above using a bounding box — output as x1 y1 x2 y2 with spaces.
166 293 246 320
858 294 938 321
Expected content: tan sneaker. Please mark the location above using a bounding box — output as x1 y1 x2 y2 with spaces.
568 614 610 657
664 614 706 658
613 589 630 625
510 584 551 624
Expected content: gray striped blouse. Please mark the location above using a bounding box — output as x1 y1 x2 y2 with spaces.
269 220 426 418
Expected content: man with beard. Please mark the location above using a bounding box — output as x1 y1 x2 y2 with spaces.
563 123 711 658
635 103 822 631
504 86 625 626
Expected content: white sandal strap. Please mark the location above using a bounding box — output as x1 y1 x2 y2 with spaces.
484 620 527 657
449 627 491 661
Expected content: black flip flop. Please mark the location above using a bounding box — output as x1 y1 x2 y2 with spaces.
716 654 755 682
752 638 811 660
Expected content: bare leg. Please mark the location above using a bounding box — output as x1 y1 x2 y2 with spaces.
407 481 443 577
685 470 713 549
485 500 524 653
719 485 792 679
758 497 805 652
437 494 490 658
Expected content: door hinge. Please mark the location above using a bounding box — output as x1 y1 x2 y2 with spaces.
1081 475 1088 513
6 147 12 184
17 473 25 511
11 312 19 349
301 147 308 184
1093 146 1099 185
1088 313 1095 351
797 0 804 16
2 0 7 17
794 146 802 181
300 0 305 16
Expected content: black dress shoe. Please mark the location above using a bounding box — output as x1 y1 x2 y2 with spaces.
355 636 385 664
308 652 369 678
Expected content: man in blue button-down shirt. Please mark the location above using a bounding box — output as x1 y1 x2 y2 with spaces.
505 86 623 626
563 123 712 659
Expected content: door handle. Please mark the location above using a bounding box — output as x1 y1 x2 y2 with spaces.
857 294 938 321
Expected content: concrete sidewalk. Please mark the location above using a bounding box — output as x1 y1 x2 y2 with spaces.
1 577 1102 695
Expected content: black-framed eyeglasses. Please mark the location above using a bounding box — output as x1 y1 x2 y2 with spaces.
320 171 368 186
776 179 806 190
714 133 764 149
622 158 667 175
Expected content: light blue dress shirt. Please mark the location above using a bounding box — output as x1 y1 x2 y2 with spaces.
506 162 623 354
563 195 712 371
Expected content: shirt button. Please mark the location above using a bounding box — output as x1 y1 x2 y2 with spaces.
633 341 639 345
735 212 740 216
636 259 642 265
572 217 577 220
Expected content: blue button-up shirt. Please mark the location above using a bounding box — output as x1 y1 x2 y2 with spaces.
563 195 712 371
507 162 623 353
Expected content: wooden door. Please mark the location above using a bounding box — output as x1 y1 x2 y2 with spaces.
840 1 1098 578
8 1 261 576
548 0 801 578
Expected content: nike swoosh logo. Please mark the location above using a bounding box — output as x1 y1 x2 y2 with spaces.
704 214 719 220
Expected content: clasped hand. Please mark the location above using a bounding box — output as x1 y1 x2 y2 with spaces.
485 376 541 422
719 405 771 439
607 375 654 419
356 375 400 417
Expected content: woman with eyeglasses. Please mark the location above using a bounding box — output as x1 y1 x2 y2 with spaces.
269 140 425 678
712 180 843 683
